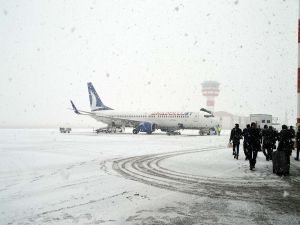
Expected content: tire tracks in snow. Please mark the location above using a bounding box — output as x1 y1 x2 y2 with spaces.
112 146 300 212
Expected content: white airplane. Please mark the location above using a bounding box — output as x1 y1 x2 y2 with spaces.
71 82 220 135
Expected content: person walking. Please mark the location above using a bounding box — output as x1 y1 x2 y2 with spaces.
278 125 293 169
289 126 296 152
216 125 221 136
229 124 243 160
261 125 274 161
248 122 261 170
242 124 251 160
271 126 278 150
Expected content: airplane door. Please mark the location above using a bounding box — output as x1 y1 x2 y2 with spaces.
192 113 200 128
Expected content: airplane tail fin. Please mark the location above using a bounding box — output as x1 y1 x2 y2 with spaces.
87 82 113 111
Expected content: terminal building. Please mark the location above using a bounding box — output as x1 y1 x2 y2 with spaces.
214 112 279 130
214 111 249 129
249 114 272 127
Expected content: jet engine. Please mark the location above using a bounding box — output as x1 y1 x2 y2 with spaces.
133 122 157 134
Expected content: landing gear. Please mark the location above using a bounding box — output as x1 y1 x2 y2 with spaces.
199 130 204 136
95 126 122 134
121 126 125 133
133 129 139 134
167 131 181 136
198 128 216 136
178 123 184 129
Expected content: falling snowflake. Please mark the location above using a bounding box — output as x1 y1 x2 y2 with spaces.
283 191 289 198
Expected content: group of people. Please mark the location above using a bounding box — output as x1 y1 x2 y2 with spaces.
229 123 300 171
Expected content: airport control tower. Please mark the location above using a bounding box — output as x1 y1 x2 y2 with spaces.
201 81 220 112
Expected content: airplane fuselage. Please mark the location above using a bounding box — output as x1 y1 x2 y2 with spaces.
91 111 218 131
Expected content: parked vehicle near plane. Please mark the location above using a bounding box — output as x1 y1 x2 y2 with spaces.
59 127 71 133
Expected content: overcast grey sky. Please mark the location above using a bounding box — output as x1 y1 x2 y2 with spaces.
0 0 298 128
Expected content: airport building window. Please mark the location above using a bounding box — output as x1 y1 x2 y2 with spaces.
267 120 270 123
262 120 265 123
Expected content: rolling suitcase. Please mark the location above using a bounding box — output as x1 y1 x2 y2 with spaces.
272 151 289 175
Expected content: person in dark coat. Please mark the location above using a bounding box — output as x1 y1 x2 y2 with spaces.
278 125 293 167
242 124 251 160
289 126 296 138
289 126 296 151
229 124 243 160
261 125 274 161
248 122 261 170
295 126 300 161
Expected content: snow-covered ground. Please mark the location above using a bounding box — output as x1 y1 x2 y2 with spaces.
0 129 299 225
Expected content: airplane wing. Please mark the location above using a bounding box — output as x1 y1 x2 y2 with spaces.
70 100 92 115
70 100 142 126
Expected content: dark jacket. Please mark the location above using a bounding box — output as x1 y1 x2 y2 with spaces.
230 128 243 144
289 128 296 139
278 129 293 152
243 128 251 143
249 127 261 150
262 128 274 146
296 130 300 143
273 129 278 144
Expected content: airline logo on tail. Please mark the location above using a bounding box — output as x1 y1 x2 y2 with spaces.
87 82 113 111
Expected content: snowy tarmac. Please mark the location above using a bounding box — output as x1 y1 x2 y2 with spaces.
0 129 299 225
